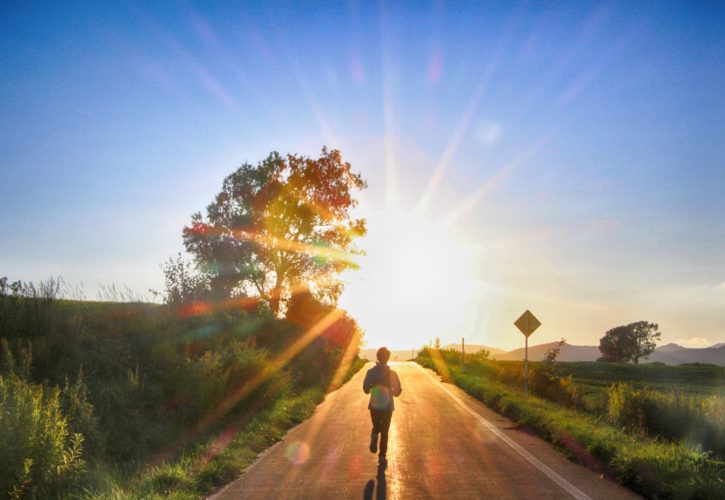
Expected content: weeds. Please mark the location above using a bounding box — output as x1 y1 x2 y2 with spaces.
418 348 725 498
0 275 365 498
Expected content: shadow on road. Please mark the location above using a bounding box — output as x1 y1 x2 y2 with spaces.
363 463 387 499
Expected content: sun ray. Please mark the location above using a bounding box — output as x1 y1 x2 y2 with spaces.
417 18 516 214
325 326 362 393
381 4 398 210
416 56 500 214
130 6 242 112
276 327 363 490
442 133 552 227
428 347 452 382
159 309 345 457
188 222 363 267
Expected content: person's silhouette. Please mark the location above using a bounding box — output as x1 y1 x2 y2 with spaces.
363 347 402 465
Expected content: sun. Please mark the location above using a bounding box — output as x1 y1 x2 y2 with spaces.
339 207 476 349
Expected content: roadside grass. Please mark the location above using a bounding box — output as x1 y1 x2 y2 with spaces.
127 388 323 499
417 351 725 499
87 357 367 499
1 277 367 498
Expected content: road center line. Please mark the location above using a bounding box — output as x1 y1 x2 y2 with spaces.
413 363 592 500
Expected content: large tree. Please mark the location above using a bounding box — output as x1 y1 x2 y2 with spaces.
183 147 367 315
598 321 662 364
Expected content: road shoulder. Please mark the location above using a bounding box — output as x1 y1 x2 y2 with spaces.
417 363 640 500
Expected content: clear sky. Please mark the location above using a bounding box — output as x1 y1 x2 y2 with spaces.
1 1 724 351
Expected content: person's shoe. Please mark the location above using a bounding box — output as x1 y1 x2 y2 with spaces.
378 454 387 466
369 432 379 453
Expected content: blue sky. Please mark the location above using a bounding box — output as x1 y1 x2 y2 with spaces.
1 1 724 350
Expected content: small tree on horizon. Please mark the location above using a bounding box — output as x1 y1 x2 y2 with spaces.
598 321 661 364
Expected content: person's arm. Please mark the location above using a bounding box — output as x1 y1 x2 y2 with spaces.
391 371 402 397
363 369 372 394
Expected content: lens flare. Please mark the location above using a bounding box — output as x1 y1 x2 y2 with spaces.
285 441 310 465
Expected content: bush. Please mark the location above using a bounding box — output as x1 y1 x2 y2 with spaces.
0 274 365 497
608 383 725 457
0 374 85 498
417 351 725 498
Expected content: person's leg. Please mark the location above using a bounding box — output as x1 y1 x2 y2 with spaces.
378 410 393 459
369 410 381 453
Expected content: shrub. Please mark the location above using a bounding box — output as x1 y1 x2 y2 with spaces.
0 374 85 498
608 383 725 457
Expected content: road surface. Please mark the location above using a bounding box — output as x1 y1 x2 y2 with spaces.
212 362 639 499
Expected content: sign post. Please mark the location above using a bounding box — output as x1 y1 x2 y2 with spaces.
514 309 541 394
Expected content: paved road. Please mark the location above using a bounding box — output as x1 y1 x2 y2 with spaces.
212 362 639 499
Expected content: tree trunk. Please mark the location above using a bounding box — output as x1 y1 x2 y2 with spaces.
269 273 284 316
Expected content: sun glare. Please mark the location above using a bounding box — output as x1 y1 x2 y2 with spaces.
340 208 476 349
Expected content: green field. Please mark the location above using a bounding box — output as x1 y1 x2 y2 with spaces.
417 347 725 499
553 361 725 413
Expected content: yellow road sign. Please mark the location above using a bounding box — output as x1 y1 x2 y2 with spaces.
514 310 541 337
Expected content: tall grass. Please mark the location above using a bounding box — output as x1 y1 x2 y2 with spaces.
418 348 725 498
0 276 364 497
0 374 85 498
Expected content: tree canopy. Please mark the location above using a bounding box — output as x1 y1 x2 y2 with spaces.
598 321 662 364
182 147 367 315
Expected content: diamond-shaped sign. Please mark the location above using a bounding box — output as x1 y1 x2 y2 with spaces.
514 310 541 337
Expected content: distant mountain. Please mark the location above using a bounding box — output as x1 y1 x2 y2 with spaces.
361 340 725 365
442 343 507 357
648 345 725 365
494 341 600 362
656 343 687 352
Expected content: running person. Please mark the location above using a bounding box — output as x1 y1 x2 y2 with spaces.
362 347 402 465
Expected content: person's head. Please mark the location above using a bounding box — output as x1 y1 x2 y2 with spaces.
376 347 391 365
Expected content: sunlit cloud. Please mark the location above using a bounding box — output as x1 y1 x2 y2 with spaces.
717 281 725 291
673 337 712 348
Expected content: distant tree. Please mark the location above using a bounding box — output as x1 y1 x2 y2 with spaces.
182 147 367 315
598 321 661 364
161 253 210 305
544 339 566 364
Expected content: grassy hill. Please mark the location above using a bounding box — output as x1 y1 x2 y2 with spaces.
1 285 364 498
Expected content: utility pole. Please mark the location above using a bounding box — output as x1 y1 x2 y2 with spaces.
461 337 465 371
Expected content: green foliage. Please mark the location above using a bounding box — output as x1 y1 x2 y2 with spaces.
182 147 367 314
598 321 661 364
417 349 725 498
161 253 210 305
608 383 725 456
0 374 85 498
0 274 365 498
